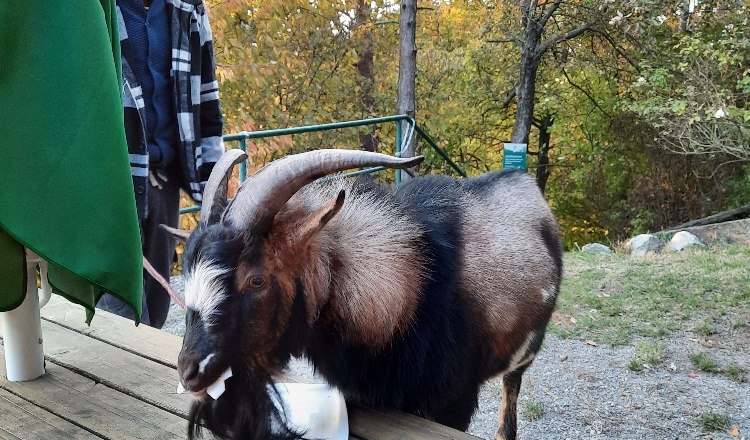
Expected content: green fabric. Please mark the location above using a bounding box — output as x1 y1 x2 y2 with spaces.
0 229 25 311
0 1 143 322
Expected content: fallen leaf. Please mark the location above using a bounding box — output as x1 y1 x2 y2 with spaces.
728 425 739 437
585 340 597 347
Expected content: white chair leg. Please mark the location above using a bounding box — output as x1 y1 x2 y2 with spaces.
0 250 46 381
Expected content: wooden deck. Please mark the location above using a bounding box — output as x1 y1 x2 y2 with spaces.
0 296 478 440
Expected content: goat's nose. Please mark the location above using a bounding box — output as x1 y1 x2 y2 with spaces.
178 353 199 385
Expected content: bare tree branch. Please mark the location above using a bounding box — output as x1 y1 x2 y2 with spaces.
591 29 641 72
500 87 517 108
537 0 562 29
485 38 521 44
560 66 611 118
537 22 592 56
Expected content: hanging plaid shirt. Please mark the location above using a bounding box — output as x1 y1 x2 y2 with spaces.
118 0 223 218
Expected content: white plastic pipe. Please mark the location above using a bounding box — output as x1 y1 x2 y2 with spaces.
38 258 52 308
0 250 46 381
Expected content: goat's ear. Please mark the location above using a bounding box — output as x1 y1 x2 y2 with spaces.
291 190 345 245
160 224 192 242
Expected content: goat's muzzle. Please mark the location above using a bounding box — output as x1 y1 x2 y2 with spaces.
178 346 227 398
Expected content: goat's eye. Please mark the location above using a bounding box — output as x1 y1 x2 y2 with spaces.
248 276 265 290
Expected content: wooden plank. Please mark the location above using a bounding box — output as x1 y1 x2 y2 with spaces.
0 388 96 440
39 319 191 418
40 298 478 439
41 295 182 368
349 407 478 440
0 344 186 439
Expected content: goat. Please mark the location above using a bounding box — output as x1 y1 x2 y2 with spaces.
171 148 562 440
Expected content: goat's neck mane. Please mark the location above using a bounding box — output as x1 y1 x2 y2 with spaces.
280 180 425 348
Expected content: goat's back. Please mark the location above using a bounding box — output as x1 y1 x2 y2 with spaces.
396 170 561 376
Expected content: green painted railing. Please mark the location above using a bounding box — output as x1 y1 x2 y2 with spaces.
180 114 465 215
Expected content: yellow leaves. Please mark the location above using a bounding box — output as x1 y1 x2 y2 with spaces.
215 65 235 82
569 225 608 236
208 0 516 172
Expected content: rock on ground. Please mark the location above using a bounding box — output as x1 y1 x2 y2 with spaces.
669 231 705 251
582 243 614 254
666 218 750 246
628 234 662 257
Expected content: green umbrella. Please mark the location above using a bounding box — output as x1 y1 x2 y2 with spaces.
0 0 143 323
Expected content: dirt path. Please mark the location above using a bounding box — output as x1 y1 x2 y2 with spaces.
470 335 748 440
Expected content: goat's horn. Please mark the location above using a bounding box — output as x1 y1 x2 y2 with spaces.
222 149 423 232
200 148 248 225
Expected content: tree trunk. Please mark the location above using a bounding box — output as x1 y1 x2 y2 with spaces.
510 0 542 145
509 0 594 147
397 0 417 178
679 0 691 32
535 113 554 194
354 0 377 152
510 52 539 144
667 204 750 230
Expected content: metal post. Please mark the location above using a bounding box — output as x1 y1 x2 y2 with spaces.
0 249 46 381
239 138 248 182
395 122 402 186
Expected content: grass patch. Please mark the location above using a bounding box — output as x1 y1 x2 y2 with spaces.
694 320 718 336
628 341 667 371
725 362 745 382
699 412 729 432
522 400 544 421
731 317 747 330
690 352 720 373
554 244 750 345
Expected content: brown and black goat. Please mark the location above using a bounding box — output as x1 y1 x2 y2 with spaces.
171 149 562 440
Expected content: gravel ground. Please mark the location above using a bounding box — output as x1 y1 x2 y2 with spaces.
165 276 748 440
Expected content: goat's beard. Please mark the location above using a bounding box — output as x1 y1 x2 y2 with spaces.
187 369 305 440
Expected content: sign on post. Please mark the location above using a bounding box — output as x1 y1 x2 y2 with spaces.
503 143 527 169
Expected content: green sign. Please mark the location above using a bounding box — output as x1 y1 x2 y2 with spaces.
503 143 527 169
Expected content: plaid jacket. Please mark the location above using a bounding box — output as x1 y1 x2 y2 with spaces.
117 0 223 218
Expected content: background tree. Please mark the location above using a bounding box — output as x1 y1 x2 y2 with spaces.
497 0 608 145
620 0 750 162
397 0 418 179
354 0 377 152
202 0 750 246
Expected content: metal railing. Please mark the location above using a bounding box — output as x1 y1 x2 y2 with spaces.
180 115 465 215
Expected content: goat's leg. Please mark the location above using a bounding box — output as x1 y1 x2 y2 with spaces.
494 365 528 440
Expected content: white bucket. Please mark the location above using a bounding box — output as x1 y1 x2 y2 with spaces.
270 382 349 440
